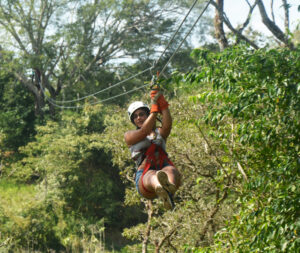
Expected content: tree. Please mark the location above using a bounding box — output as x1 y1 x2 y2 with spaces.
0 0 71 116
99 44 300 252
210 0 297 50
256 0 294 49
183 45 300 252
0 65 36 153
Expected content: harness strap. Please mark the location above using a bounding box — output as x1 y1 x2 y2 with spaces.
140 143 174 193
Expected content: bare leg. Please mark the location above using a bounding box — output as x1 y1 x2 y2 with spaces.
161 166 181 189
138 166 181 202
138 170 159 199
143 170 160 192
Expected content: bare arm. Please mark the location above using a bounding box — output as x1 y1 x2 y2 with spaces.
124 112 158 146
159 108 172 139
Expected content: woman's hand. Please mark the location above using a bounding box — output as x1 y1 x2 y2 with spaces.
157 94 169 111
150 89 162 113
150 88 169 112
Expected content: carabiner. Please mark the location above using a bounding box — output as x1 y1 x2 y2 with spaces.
150 71 160 90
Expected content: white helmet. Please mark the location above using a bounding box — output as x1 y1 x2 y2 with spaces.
127 101 150 123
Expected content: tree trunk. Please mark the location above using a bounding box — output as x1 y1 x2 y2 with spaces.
34 89 45 117
35 69 58 118
211 1 259 49
214 0 228 51
14 71 44 117
256 0 294 49
142 200 153 253
282 0 290 33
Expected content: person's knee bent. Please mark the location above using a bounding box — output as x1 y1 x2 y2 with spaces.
162 166 181 188
138 178 156 199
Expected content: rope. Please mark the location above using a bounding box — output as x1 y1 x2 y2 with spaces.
42 0 211 109
158 0 212 79
41 1 200 106
45 82 150 109
154 0 199 67
41 67 153 104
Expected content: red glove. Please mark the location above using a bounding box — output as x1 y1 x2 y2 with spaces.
150 89 159 100
157 95 169 111
150 89 162 113
150 104 160 113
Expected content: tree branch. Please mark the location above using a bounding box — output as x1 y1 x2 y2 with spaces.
0 13 29 54
238 0 258 34
211 1 259 49
155 228 176 253
256 0 294 49
14 72 39 96
198 189 228 243
176 152 215 179
237 162 248 182
142 200 153 253
271 0 275 22
214 0 228 51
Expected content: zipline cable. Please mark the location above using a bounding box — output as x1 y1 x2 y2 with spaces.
154 0 199 67
42 0 212 109
39 0 200 106
41 67 153 104
48 83 151 109
158 0 212 79
43 0 211 109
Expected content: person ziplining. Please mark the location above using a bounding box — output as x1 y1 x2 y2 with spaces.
124 84 181 210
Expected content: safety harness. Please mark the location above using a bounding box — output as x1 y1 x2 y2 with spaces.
140 143 174 193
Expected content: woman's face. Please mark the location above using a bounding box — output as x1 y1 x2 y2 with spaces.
133 109 148 128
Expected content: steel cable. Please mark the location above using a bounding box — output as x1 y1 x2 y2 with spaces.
42 0 212 109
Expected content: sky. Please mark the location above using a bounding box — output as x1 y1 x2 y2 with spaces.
223 0 299 35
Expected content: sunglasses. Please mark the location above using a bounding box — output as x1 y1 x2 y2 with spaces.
133 111 147 120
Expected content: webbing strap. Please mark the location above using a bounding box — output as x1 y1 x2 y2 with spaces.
140 143 174 193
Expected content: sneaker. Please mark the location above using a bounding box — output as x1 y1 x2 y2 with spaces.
156 170 176 195
155 185 173 210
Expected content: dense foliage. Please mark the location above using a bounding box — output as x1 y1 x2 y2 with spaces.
180 45 300 252
0 70 36 153
0 105 146 251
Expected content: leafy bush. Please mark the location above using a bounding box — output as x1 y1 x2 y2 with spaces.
2 104 127 250
1 45 299 252
181 45 300 252
0 180 63 251
0 70 36 161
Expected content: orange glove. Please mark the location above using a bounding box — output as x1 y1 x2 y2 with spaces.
150 104 160 113
157 95 169 111
150 89 162 113
150 89 160 100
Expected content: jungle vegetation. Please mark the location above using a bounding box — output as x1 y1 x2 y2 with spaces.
0 0 299 252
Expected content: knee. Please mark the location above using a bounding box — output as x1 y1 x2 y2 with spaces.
138 185 156 199
163 166 182 187
164 166 181 177
138 176 156 199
